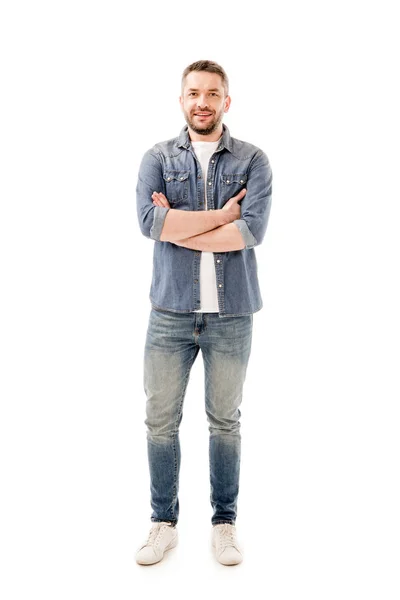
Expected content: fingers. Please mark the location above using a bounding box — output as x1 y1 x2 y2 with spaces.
152 191 170 207
231 188 247 202
152 188 245 207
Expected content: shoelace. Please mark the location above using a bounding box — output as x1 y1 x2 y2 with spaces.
215 524 238 548
144 523 170 548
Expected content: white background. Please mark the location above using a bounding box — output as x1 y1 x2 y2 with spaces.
1 0 399 598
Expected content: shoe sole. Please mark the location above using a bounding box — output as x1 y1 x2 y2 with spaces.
136 533 178 565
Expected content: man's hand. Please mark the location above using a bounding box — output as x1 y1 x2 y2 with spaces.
152 191 171 208
222 188 246 220
152 192 186 245
152 188 246 219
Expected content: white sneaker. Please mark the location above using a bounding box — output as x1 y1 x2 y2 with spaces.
212 523 243 565
135 522 178 565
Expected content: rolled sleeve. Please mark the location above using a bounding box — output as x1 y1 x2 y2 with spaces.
233 150 273 249
136 149 169 241
233 218 258 249
150 206 170 241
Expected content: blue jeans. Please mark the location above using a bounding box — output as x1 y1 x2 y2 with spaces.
143 306 253 527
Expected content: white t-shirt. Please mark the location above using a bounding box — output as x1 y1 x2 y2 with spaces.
191 140 220 313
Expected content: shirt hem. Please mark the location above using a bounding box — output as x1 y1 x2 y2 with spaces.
150 299 262 318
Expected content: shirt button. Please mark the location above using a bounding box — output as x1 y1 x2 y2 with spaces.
240 180 244 183
226 180 230 183
194 279 198 283
208 182 212 186
211 160 215 163
198 175 202 179
218 284 222 288
167 177 171 181
180 176 184 180
217 259 220 263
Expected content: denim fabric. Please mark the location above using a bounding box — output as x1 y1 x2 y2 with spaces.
136 124 273 317
143 307 253 526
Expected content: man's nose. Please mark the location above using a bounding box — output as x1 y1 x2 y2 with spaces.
197 96 209 108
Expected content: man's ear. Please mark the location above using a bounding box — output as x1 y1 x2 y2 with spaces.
224 95 231 113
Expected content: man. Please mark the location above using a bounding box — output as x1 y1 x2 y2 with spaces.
135 60 272 566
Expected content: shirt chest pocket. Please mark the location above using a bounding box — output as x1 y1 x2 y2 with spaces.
220 173 248 201
163 170 190 205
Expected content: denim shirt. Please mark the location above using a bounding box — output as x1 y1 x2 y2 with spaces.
136 123 273 318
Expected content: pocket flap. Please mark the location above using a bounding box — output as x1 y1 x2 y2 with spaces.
221 173 248 185
163 170 190 182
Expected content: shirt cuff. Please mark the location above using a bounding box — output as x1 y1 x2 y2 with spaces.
150 206 170 241
233 219 257 249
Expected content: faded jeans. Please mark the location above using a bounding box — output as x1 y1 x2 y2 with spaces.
143 306 253 527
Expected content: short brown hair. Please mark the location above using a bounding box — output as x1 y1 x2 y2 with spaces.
181 60 229 96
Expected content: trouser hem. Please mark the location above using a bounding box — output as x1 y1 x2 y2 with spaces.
151 518 177 527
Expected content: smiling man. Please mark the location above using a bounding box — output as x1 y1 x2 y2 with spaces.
135 60 273 567
181 71 229 136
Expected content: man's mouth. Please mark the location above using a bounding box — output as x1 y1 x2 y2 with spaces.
194 112 212 118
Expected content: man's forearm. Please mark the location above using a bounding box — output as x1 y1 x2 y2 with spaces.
173 223 245 252
159 208 234 242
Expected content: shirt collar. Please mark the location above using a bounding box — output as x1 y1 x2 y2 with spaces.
176 123 232 153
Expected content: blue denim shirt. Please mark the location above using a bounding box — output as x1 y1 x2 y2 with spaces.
136 123 272 318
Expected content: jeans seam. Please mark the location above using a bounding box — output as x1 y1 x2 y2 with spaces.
170 358 195 520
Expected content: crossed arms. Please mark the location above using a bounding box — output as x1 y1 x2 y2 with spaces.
136 149 273 252
171 223 246 252
152 192 246 252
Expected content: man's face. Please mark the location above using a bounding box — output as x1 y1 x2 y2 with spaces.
179 71 231 136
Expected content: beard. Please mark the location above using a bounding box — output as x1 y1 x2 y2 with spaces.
183 108 224 136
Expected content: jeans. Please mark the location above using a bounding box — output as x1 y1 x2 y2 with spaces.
143 306 253 527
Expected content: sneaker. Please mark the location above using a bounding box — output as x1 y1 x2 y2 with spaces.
135 521 178 565
212 523 243 565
